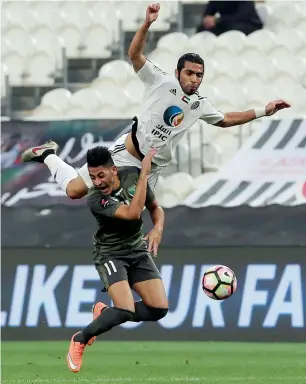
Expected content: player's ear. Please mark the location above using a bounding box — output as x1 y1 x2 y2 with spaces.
111 165 118 176
175 69 178 79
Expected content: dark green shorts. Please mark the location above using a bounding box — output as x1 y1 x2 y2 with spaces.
93 247 161 292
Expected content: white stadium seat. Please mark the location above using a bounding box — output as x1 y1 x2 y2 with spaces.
30 25 62 68
212 131 239 164
242 57 279 89
97 87 133 112
58 25 82 58
213 31 247 60
242 30 276 61
89 3 120 41
59 2 91 32
270 2 304 31
65 89 103 115
116 1 146 31
29 105 62 119
124 77 145 104
41 88 72 112
24 52 56 86
98 60 135 86
188 32 217 56
157 32 189 55
148 49 177 74
81 25 113 58
3 26 35 59
3 1 37 30
164 172 195 200
31 2 64 31
2 52 26 86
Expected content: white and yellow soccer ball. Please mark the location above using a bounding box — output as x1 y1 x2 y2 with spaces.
202 265 237 300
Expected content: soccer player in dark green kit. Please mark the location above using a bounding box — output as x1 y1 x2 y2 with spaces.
67 146 168 373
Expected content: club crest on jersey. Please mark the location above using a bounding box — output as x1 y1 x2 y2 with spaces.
100 198 109 207
128 185 136 197
191 101 200 110
163 106 184 127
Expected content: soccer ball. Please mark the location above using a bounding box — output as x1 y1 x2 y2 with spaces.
202 265 237 300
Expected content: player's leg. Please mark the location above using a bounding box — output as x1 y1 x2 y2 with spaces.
22 141 89 199
129 251 169 322
67 256 134 372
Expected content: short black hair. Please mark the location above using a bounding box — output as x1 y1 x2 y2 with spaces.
87 146 114 168
177 53 204 72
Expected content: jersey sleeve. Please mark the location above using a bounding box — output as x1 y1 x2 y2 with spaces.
199 99 224 125
137 59 165 87
87 194 120 218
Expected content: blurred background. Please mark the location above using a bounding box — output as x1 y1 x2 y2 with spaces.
1 0 306 366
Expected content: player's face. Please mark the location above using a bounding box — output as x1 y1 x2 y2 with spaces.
176 62 204 95
88 165 118 195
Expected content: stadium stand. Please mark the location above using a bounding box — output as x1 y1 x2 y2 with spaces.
1 0 306 205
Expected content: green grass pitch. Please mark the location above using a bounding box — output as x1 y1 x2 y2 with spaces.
2 341 305 384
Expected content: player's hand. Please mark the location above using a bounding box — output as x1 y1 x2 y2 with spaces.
141 148 157 175
143 226 163 257
146 3 160 24
265 99 291 116
203 16 216 29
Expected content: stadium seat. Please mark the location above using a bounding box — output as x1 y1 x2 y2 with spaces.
94 105 121 119
242 30 276 61
116 1 146 31
65 89 103 115
24 52 56 86
213 31 247 59
270 2 304 31
212 131 239 163
30 25 62 68
164 172 195 201
58 25 82 58
97 87 133 112
3 1 37 30
255 3 272 26
157 32 189 55
146 1 173 31
2 52 26 86
124 77 145 103
89 2 120 41
158 191 181 208
213 58 249 85
1 64 8 97
98 60 135 86
148 49 177 74
29 105 62 119
242 57 279 89
59 2 91 32
188 32 217 57
81 25 113 58
31 2 64 31
3 26 35 59
271 30 306 55
41 88 72 112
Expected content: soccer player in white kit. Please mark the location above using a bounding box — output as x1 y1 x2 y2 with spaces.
22 3 290 198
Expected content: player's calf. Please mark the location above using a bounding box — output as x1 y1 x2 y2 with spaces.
87 301 108 346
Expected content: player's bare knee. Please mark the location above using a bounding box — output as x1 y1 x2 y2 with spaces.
66 181 86 200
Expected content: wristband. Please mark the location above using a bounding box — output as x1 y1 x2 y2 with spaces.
254 108 266 119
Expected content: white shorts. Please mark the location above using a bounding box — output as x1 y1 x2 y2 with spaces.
78 133 164 191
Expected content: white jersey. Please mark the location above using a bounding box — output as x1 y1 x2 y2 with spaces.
135 59 224 166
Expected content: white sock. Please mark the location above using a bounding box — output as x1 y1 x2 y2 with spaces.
44 154 79 193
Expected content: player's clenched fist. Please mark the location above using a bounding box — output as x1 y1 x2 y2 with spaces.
146 3 160 24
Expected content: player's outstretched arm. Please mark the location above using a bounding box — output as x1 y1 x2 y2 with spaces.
128 3 160 72
114 149 157 220
215 99 291 128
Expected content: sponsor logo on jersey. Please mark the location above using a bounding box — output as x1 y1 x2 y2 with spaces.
163 106 184 127
128 185 136 197
100 198 109 207
191 101 200 110
169 89 177 95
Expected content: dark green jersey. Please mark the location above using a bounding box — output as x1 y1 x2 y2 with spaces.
87 167 155 253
